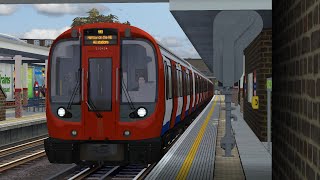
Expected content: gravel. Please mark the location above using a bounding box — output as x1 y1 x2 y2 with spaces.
0 157 74 180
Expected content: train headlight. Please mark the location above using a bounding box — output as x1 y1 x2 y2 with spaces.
71 130 77 136
57 107 66 117
123 130 131 136
137 107 147 118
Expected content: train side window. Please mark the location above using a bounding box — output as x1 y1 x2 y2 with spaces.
164 62 168 100
186 73 189 95
183 72 186 96
166 63 173 99
176 69 179 97
183 71 188 96
172 64 177 98
190 73 193 95
202 79 204 93
197 76 199 94
180 70 183 97
182 71 184 96
176 69 182 97
195 76 198 94
194 75 196 94
201 78 203 93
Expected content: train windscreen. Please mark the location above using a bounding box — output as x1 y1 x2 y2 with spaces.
50 40 81 104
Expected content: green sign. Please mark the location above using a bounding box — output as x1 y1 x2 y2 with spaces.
266 78 272 91
28 68 33 98
0 75 11 93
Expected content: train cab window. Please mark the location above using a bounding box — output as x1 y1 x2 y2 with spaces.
88 58 112 111
121 39 157 103
120 39 157 122
50 40 81 104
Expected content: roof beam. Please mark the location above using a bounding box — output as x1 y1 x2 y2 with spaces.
0 0 168 3
0 37 49 59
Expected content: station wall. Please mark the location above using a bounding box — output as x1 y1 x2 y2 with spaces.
243 28 272 142
273 0 320 179
0 63 45 104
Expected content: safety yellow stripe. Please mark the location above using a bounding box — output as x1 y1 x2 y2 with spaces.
176 97 218 180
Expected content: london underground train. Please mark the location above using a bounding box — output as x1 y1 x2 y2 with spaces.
44 23 213 164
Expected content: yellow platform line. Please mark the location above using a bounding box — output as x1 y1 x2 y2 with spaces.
176 97 218 180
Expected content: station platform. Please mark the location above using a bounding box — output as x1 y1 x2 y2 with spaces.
146 95 272 180
1 109 45 131
0 109 46 146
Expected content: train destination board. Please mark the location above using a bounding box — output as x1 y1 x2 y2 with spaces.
84 28 118 45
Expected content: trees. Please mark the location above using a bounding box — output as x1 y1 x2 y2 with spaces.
71 8 130 27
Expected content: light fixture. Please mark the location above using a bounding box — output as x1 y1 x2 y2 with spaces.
137 107 147 118
57 107 66 117
123 130 131 136
71 130 77 136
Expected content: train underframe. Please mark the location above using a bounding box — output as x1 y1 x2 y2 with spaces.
44 99 210 165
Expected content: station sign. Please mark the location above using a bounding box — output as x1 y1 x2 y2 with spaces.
266 77 272 91
84 28 118 45
0 63 14 100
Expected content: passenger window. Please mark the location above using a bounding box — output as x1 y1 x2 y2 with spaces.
165 62 172 100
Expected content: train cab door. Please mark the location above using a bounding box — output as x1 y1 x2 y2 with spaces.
81 29 120 140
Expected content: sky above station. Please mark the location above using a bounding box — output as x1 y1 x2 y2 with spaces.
0 4 200 59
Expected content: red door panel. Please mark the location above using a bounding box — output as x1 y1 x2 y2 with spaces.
82 45 120 140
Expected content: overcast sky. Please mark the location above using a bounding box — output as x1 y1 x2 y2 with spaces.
0 4 200 58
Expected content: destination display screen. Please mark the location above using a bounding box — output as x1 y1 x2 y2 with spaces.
84 28 118 45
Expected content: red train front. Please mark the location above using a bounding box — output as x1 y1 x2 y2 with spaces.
44 23 213 164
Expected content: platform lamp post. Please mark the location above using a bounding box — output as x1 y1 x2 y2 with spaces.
213 11 263 157
266 78 272 153
14 55 22 118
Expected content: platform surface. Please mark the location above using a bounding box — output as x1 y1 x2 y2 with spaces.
232 104 272 180
146 96 220 180
214 97 245 180
0 109 45 131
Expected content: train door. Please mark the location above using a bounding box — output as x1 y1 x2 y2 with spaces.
82 29 120 140
195 74 199 108
189 70 194 114
169 60 178 129
161 57 173 135
175 64 183 125
180 67 187 120
200 77 203 104
185 70 190 116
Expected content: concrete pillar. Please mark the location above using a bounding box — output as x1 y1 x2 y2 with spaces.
14 55 22 118
22 63 28 108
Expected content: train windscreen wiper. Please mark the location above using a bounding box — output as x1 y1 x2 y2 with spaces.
67 68 81 110
86 97 103 118
121 79 136 111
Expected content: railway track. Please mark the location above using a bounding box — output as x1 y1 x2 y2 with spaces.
0 137 47 173
49 107 205 180
49 163 155 180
